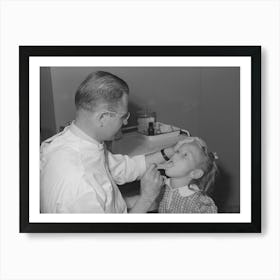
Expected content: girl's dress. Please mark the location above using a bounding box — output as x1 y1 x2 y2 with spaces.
158 183 217 213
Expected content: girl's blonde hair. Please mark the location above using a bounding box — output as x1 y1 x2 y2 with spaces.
189 138 218 194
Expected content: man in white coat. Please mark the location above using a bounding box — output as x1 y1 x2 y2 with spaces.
40 71 177 213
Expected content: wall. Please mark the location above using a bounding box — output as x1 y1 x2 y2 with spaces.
50 67 202 131
49 66 240 212
40 67 56 141
200 68 240 212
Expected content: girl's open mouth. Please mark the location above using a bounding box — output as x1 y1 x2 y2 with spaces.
157 160 174 170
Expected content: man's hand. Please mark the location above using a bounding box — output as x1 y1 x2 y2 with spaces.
128 164 164 213
140 164 164 202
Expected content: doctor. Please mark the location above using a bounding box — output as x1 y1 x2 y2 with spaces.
40 71 177 213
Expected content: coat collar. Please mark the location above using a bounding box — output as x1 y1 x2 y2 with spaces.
69 121 104 150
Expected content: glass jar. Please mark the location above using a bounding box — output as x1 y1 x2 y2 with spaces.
137 110 156 135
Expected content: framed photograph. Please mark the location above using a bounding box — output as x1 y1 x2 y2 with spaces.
20 46 261 233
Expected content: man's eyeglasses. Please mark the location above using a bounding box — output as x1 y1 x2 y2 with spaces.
105 111 130 124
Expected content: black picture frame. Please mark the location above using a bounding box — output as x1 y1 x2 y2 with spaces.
20 46 261 233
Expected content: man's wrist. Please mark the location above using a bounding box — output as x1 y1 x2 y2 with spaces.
139 193 155 205
160 149 170 161
129 194 154 213
162 146 175 160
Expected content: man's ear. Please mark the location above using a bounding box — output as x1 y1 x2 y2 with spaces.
190 169 204 180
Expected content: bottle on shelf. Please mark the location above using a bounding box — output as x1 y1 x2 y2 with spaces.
137 109 156 134
148 122 155 135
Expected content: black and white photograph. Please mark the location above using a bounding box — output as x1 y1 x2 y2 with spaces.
40 66 239 215
20 46 260 232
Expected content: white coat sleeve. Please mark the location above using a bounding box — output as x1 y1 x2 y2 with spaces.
107 152 146 185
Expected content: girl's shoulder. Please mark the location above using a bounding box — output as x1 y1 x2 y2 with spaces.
188 192 218 213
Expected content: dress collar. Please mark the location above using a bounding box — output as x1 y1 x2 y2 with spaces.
69 121 104 150
165 179 199 197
